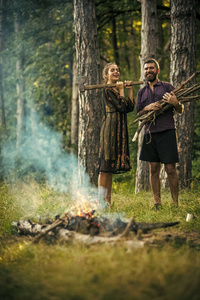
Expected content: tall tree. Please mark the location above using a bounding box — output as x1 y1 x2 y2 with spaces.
71 55 79 154
135 0 159 193
74 0 101 184
14 8 26 148
170 0 196 187
0 0 5 127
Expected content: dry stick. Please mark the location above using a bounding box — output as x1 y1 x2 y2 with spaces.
180 95 200 103
32 216 69 244
120 216 135 238
132 71 200 142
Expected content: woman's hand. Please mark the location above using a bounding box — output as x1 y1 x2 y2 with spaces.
116 81 124 90
124 81 133 89
116 81 125 97
125 81 134 102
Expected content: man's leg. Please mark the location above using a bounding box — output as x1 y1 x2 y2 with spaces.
165 163 179 206
149 162 161 205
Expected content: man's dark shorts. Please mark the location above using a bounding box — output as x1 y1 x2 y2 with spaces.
140 129 179 164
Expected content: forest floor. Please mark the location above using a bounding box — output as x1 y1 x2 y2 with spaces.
0 181 200 300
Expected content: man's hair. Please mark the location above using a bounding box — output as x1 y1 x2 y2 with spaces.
144 58 160 70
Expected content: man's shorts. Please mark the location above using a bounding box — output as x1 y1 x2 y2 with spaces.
140 129 179 164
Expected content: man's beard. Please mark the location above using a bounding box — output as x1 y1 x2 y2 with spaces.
145 72 157 82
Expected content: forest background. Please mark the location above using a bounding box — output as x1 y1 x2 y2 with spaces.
0 0 200 188
0 1 200 299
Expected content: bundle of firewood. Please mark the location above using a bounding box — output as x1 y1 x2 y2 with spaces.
132 71 200 142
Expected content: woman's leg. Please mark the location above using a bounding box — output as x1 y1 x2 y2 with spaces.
105 173 112 205
98 172 113 205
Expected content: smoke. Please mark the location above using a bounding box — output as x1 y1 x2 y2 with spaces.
1 111 96 203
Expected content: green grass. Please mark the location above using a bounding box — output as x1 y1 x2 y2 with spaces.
0 180 200 300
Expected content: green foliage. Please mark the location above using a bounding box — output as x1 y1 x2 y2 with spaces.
2 0 74 148
96 0 141 79
1 0 200 184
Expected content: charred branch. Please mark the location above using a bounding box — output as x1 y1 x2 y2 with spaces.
12 213 180 246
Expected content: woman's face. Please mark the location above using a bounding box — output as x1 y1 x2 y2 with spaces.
106 64 120 83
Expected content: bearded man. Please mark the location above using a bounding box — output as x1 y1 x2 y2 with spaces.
136 58 183 209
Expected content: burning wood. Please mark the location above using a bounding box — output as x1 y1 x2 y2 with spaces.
132 71 200 142
12 211 180 246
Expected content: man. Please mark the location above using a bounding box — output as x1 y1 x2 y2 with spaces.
136 58 183 209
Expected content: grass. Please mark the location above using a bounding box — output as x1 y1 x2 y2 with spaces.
0 180 200 300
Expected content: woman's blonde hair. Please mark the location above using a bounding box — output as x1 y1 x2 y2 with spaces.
102 62 118 83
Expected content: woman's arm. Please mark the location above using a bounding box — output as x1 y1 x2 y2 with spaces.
104 87 134 113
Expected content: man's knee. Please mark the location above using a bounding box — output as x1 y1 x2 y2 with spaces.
150 162 161 176
165 163 177 176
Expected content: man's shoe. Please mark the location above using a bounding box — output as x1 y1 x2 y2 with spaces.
152 203 162 210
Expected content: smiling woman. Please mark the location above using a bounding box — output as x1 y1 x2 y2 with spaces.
96 63 135 206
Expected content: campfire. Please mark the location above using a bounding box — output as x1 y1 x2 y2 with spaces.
12 199 180 247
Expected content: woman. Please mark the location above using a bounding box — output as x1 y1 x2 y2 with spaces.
96 62 135 206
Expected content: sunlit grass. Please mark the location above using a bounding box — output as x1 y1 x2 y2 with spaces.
0 180 200 300
0 241 200 300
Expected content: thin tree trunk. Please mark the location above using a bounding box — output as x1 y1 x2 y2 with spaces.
135 0 158 193
170 0 196 187
14 11 26 149
71 55 79 154
111 13 119 66
0 0 5 127
74 0 101 185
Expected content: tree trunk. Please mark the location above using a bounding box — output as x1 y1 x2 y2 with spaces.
74 0 101 185
14 10 26 149
0 0 5 127
71 55 79 154
135 0 158 193
111 13 119 66
170 0 196 187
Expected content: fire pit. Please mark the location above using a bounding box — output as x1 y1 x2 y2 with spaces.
12 210 180 247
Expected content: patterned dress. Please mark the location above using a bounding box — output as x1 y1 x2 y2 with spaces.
96 87 135 174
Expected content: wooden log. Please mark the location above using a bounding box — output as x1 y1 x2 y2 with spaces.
120 216 135 237
32 215 70 244
56 227 146 247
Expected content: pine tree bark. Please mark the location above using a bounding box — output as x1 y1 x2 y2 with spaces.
135 0 158 193
170 0 196 187
74 0 101 185
71 56 79 154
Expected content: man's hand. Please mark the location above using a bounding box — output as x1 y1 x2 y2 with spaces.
137 102 162 117
146 102 162 111
163 91 178 106
163 91 183 114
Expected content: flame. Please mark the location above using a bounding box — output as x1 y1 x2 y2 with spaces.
76 200 94 218
68 189 99 219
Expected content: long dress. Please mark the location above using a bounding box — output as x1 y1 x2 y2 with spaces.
96 87 135 174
